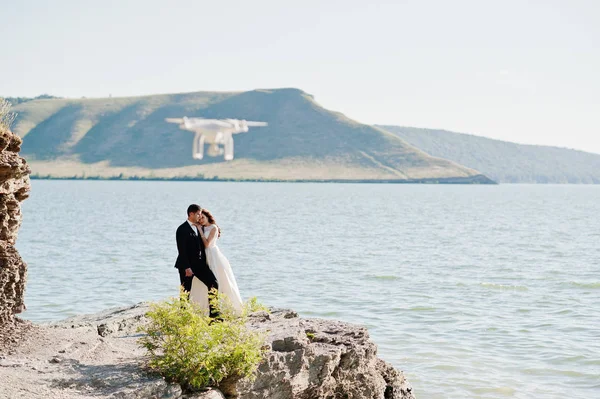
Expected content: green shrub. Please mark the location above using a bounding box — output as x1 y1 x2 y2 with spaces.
244 296 270 314
138 289 267 391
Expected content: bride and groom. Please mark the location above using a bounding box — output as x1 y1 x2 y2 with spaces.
174 204 243 316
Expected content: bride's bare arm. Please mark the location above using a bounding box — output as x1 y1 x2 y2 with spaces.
199 225 218 247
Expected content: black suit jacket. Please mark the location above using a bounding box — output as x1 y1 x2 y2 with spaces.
175 221 217 289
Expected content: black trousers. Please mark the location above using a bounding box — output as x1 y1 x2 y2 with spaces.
179 268 194 292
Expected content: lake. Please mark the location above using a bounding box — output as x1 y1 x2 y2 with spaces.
17 181 600 398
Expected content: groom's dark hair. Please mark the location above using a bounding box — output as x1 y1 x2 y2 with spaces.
187 204 201 216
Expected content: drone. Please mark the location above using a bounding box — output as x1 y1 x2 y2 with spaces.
165 117 268 161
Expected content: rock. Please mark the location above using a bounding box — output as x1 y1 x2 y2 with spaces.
220 308 415 399
187 388 227 399
0 302 415 399
0 120 30 330
97 323 113 337
110 377 182 399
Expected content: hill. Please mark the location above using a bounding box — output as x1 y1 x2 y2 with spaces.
379 125 600 184
8 89 492 183
4 94 61 106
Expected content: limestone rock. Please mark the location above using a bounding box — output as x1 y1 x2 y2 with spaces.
0 125 30 326
1 302 415 398
219 309 415 399
187 388 227 399
53 305 415 398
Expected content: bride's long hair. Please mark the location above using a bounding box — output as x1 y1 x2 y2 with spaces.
201 209 221 238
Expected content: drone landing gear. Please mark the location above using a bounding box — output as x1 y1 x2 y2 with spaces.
192 132 205 160
223 133 234 161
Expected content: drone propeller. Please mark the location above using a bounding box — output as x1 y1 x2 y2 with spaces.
187 118 234 128
245 121 268 127
166 117 230 127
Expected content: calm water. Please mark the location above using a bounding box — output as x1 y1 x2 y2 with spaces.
17 181 600 399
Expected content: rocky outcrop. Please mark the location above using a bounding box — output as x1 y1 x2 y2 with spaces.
0 303 415 399
0 124 31 326
221 309 414 399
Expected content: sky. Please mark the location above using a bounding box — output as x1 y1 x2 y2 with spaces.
1 0 599 153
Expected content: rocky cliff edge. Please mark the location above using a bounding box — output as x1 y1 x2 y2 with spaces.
0 303 415 399
0 123 31 342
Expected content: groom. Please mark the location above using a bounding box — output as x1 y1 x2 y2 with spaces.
175 204 218 312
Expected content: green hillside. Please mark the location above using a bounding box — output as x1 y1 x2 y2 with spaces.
380 125 600 184
8 89 492 182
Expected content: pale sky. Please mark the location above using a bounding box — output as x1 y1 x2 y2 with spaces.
2 0 599 153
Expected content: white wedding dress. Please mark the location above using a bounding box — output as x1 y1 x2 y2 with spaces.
189 224 243 316
189 276 209 314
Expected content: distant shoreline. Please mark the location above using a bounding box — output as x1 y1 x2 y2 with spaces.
30 174 497 184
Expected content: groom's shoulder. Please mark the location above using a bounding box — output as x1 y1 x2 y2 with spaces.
176 221 188 232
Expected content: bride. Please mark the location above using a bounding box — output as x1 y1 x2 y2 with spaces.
193 209 243 316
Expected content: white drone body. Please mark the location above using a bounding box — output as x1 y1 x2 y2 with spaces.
165 117 267 161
